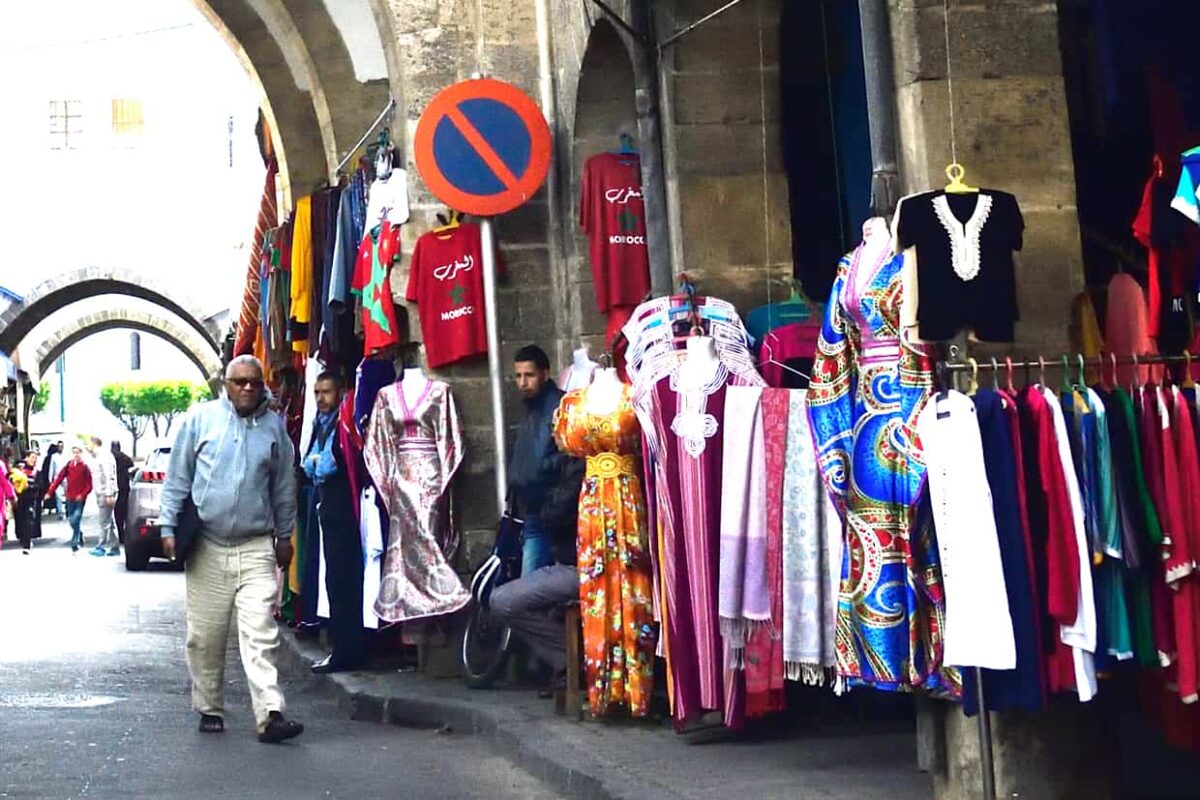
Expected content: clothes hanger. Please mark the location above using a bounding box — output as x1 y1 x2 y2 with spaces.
1077 354 1087 390
1129 353 1138 395
1185 351 1196 390
1038 356 1047 388
1101 352 1116 392
967 357 979 395
1005 356 1015 394
432 209 462 234
944 162 979 195
1060 355 1073 394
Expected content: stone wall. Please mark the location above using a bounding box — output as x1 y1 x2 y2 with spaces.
889 0 1084 356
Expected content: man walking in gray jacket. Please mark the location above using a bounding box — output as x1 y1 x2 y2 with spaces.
87 435 119 557
159 355 304 743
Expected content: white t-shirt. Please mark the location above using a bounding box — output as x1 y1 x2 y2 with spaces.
364 170 410 234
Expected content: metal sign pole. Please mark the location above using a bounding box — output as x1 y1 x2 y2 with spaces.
480 216 507 516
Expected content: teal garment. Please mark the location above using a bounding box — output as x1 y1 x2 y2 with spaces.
1084 389 1133 662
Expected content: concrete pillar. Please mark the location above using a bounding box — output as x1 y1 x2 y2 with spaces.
888 2 1112 796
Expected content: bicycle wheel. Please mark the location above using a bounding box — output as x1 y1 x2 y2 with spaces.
461 603 513 689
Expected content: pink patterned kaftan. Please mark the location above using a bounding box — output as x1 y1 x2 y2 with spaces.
364 380 471 623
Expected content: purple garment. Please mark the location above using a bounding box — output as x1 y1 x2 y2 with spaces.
649 368 749 728
355 358 398 435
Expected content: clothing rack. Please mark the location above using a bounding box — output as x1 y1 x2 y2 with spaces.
933 349 1195 800
334 96 397 175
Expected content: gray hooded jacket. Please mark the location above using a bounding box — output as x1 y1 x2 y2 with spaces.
159 393 297 544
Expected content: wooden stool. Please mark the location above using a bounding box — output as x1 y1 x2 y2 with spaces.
555 601 584 720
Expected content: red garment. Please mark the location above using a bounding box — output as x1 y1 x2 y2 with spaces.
1018 386 1079 693
1105 273 1156 385
605 304 635 382
760 321 820 388
353 220 403 356
744 389 788 718
1132 174 1164 338
1168 388 1200 703
406 223 503 369
47 459 93 502
1138 388 1178 662
579 152 651 313
234 157 279 356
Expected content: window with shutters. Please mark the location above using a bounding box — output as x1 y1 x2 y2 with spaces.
48 100 83 150
111 99 145 147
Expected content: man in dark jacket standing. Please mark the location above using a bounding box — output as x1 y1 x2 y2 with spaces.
491 345 584 689
508 345 570 576
111 442 134 544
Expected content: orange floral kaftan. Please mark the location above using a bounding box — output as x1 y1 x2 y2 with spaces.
554 385 657 717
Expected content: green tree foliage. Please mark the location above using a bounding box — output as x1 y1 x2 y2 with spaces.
31 380 50 415
98 380 206 457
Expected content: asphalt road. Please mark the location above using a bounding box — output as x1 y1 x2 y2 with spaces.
0 516 560 800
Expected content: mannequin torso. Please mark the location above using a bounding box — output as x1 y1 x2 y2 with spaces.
675 336 720 391
585 367 624 416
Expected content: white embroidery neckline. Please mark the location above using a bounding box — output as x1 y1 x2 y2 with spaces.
932 193 993 282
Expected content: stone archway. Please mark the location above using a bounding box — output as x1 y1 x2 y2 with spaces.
0 267 220 358
35 308 223 385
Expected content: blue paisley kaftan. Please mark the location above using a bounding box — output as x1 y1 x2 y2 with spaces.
806 219 957 695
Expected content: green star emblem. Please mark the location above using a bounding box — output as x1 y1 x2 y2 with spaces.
449 282 466 307
618 207 639 233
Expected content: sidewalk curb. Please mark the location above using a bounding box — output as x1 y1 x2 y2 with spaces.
276 631 657 800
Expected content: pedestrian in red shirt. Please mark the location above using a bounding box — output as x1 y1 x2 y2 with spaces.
46 445 93 553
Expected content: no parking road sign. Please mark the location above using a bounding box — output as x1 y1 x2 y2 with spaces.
414 78 552 217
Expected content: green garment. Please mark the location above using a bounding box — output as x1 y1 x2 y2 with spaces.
1083 389 1132 660
1110 388 1158 666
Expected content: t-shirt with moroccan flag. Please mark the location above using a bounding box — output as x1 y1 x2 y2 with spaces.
406 223 503 368
351 219 402 357
579 152 650 313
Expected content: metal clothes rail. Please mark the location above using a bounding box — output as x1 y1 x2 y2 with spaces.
333 96 396 175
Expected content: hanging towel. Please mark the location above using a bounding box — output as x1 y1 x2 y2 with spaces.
719 386 770 663
744 388 789 717
782 389 830 683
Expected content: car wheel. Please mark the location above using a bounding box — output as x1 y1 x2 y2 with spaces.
124 541 149 571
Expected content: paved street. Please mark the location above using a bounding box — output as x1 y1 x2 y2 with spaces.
0 516 559 800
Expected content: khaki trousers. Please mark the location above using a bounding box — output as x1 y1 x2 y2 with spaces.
185 535 284 729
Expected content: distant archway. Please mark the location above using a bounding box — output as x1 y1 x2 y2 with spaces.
35 308 222 384
0 267 220 357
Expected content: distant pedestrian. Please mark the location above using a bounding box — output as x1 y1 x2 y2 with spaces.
159 354 304 743
45 445 93 552
13 451 42 554
86 436 119 557
49 441 67 517
38 443 61 517
111 442 134 544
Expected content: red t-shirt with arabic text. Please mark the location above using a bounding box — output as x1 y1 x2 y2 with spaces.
580 152 651 313
406 223 504 368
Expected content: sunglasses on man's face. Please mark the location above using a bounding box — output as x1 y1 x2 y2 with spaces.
227 377 265 389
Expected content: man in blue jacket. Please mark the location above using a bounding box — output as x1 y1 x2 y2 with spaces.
159 355 304 744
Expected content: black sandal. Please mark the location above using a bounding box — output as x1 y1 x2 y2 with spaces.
198 714 224 733
258 711 304 744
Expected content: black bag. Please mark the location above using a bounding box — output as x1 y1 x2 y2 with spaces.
172 495 202 565
469 499 524 608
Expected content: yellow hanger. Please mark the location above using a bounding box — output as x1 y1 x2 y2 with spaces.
432 209 462 234
944 163 979 194
1185 351 1196 390
967 357 979 395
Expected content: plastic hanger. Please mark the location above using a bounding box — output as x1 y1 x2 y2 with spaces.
967 357 979 395
1077 354 1087 390
1129 353 1138 395
944 163 979 194
1184 351 1196 390
1060 355 1073 394
990 357 999 390
1005 356 1015 394
1038 356 1047 388
1101 352 1116 392
432 209 462 234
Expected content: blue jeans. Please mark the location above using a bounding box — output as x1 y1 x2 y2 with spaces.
65 500 85 545
521 514 554 577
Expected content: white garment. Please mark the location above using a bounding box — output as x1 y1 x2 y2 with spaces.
185 536 286 729
916 390 1016 670
316 503 330 620
1041 387 1098 702
360 486 384 630
298 357 323 458
90 450 118 499
364 170 410 233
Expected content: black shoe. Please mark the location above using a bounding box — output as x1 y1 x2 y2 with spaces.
258 711 303 744
198 714 224 733
311 654 360 674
